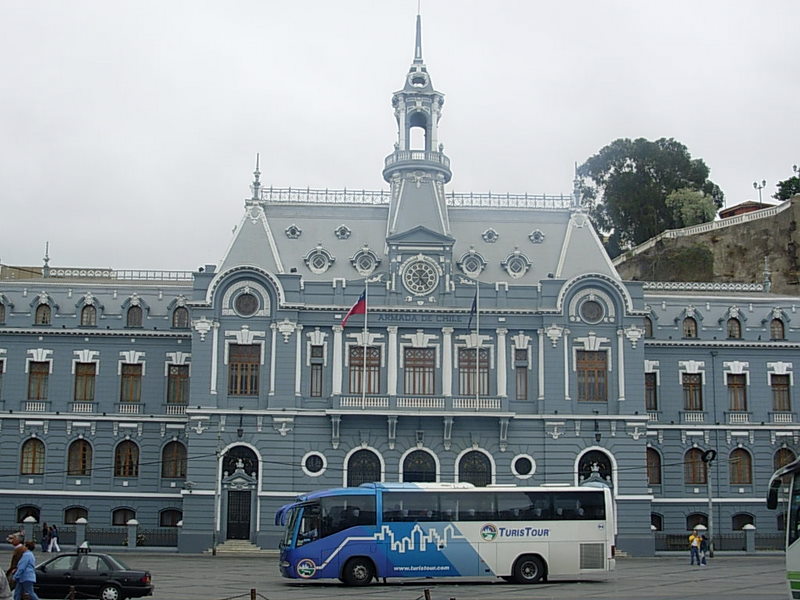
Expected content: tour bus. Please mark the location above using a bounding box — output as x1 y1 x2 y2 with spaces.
275 482 615 585
767 458 800 599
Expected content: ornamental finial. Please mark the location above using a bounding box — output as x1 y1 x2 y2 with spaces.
250 153 261 201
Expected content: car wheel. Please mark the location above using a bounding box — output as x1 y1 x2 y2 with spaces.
341 557 374 586
100 584 122 600
512 555 545 584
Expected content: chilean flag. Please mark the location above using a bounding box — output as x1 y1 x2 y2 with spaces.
341 289 367 326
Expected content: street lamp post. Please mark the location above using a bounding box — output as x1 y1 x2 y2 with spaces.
753 179 766 204
702 449 717 557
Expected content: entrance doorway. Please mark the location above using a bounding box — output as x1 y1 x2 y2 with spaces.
226 490 251 539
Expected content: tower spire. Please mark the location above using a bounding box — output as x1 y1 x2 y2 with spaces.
250 153 261 202
414 13 423 64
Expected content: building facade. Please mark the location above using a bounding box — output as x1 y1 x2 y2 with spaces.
0 17 796 556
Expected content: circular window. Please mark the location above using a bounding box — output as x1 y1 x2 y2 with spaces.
460 253 485 277
402 260 439 296
511 455 536 479
505 255 529 278
301 452 327 477
580 300 604 324
356 253 376 275
235 293 259 316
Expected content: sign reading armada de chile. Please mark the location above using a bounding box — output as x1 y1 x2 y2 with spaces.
375 313 465 323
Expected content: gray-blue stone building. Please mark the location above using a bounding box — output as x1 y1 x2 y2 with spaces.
0 16 795 556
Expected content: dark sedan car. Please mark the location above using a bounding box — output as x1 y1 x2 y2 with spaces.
34 551 153 600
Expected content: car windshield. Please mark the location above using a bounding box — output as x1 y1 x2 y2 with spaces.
103 555 129 570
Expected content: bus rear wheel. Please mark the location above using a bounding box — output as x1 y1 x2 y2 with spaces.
342 557 374 586
512 555 545 584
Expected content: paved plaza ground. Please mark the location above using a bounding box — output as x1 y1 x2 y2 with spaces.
110 553 787 600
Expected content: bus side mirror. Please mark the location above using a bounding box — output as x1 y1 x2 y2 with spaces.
767 477 781 510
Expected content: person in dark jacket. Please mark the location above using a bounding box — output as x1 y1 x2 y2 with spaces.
700 534 709 565
39 524 49 553
5 534 24 591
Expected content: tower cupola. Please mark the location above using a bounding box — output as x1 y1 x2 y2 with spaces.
382 14 451 186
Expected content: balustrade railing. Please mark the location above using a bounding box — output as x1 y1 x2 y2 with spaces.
725 411 751 424
116 402 142 415
21 400 50 412
452 397 502 410
770 411 795 423
680 410 706 423
647 411 660 422
163 403 187 415
334 395 504 411
69 402 96 413
397 396 445 409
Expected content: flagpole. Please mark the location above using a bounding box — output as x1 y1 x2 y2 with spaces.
361 279 368 410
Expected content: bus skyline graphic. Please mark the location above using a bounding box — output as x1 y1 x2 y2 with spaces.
313 523 473 571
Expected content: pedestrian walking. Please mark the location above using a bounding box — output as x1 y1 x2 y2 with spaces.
700 533 709 566
13 541 40 600
0 568 11 600
689 528 702 566
39 524 48 553
46 525 59 553
5 534 24 592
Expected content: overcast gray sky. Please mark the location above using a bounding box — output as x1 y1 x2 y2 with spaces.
2 1 798 270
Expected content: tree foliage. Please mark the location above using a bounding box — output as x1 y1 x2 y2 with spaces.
578 137 724 256
665 188 717 228
774 172 800 201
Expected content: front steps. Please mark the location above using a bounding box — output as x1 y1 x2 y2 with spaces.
207 539 274 555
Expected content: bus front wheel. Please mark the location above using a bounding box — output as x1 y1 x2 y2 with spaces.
342 557 375 586
512 555 545 584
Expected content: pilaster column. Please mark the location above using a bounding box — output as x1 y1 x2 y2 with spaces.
563 328 571 401
496 328 508 397
269 323 277 396
442 327 454 397
537 329 544 401
387 326 398 396
210 321 220 395
332 326 343 396
617 328 626 402
295 324 304 397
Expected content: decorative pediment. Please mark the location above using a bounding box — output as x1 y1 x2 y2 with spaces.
386 225 454 245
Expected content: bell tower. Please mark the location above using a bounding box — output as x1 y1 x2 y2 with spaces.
384 14 452 238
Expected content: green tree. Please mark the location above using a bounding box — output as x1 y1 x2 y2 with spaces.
773 168 800 201
578 138 723 256
665 188 717 228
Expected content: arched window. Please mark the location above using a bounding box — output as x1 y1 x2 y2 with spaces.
112 508 136 526
126 305 143 328
646 448 662 485
775 448 796 472
20 439 45 475
80 305 97 327
34 304 51 325
161 441 187 479
683 317 698 338
160 509 182 527
684 448 706 484
730 448 753 485
64 507 88 524
114 441 139 478
402 450 436 482
16 505 40 523
687 513 708 530
771 318 786 340
222 446 258 478
67 439 93 476
651 513 664 531
346 449 381 487
578 450 613 487
644 317 653 338
458 450 492 487
172 307 189 329
732 513 754 530
727 318 742 339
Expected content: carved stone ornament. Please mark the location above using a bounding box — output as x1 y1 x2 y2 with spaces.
528 229 545 244
481 228 499 243
334 224 352 240
192 317 214 341
285 224 302 239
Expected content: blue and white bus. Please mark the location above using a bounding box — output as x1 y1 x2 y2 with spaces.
767 458 800 599
275 482 615 585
